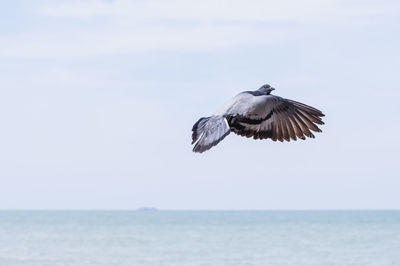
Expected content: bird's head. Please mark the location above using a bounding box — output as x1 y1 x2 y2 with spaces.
258 84 275 95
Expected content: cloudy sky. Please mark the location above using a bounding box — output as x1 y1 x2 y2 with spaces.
1 0 399 210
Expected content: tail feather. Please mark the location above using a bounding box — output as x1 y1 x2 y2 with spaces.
192 116 230 153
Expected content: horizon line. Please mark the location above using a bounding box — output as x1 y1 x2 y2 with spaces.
0 209 399 212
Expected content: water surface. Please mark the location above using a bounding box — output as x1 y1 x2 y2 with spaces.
0 211 399 266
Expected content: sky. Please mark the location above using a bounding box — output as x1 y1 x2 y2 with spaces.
0 0 399 210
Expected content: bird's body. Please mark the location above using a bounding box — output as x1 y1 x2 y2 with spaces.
191 84 325 153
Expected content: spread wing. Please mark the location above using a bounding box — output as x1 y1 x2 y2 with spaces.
227 95 325 142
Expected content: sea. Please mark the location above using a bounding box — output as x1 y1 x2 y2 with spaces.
0 211 399 266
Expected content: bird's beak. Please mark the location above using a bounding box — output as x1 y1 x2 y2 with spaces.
271 87 275 91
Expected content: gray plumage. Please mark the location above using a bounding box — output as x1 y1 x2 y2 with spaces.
192 84 325 153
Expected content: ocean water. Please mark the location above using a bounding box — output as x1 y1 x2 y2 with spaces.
0 211 399 266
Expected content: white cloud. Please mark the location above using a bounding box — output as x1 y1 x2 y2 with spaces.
37 0 395 22
0 23 293 59
37 0 332 21
0 0 397 59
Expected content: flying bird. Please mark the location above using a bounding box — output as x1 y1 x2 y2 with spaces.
191 84 325 153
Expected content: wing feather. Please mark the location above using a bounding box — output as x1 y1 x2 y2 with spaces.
297 109 324 126
275 118 284 142
279 114 290 141
283 116 296 141
288 115 305 140
295 110 321 132
228 94 324 142
292 112 314 138
287 99 324 117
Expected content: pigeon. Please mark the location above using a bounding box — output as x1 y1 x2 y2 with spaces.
191 84 325 153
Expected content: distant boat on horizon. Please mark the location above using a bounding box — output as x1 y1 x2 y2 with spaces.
137 207 158 211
